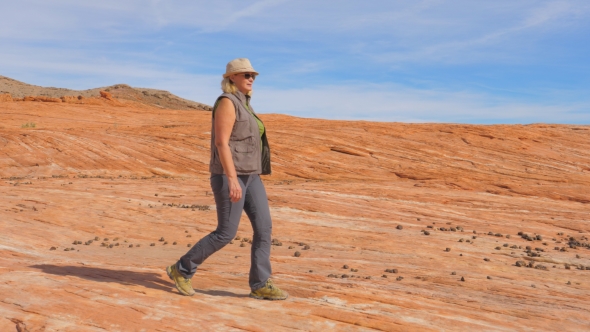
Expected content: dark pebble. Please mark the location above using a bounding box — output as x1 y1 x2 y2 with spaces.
294 251 301 257
484 258 490 261
343 265 349 269
451 272 456 275
342 274 350 278
240 243 246 247
159 237 164 241
50 247 56 250
396 276 403 281
150 243 155 246
461 277 465 282
382 275 387 278
173 242 177 245
396 225 403 230
94 236 100 241
487 276 492 280
303 245 310 250
424 231 430 236
445 248 451 252
129 244 133 248
187 243 191 247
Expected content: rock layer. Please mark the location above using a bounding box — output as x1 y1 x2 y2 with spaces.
0 97 589 331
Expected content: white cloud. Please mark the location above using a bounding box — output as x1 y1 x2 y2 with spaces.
254 83 590 124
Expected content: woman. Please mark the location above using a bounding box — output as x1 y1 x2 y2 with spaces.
166 58 287 300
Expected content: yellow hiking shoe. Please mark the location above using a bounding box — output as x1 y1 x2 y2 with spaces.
166 264 195 296
249 279 288 300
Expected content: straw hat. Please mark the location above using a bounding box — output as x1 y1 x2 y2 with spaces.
223 58 259 78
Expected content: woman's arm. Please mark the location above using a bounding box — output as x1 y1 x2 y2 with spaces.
214 98 242 202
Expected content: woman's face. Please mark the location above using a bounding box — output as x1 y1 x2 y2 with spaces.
230 72 256 94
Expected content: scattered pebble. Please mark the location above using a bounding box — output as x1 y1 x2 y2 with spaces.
173 242 177 245
461 277 465 282
94 236 100 241
235 236 241 240
104 238 109 241
159 237 165 242
484 258 490 261
303 245 310 250
129 244 133 248
487 276 492 280
445 248 451 252
451 272 456 275
150 243 155 246
396 276 403 281
343 265 349 269
288 246 294 249
163 241 168 245
187 244 191 247
186 235 192 238
382 275 387 278
136 244 141 247
240 243 246 247
424 231 430 236
495 247 501 250
396 225 403 230
294 251 301 257
50 247 56 250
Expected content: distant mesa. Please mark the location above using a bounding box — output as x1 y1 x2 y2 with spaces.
0 75 212 111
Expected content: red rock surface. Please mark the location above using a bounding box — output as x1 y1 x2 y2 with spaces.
1 97 590 331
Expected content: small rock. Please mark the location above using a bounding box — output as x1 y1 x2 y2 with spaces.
396 276 403 281
445 248 451 252
472 236 477 239
503 243 509 247
230 241 234 244
487 276 492 280
396 225 403 230
109 244 114 248
50 247 56 250
294 251 301 257
94 236 100 241
342 274 350 278
136 244 141 247
113 237 119 241
309 270 313 273
185 230 188 233
159 237 165 242
567 281 571 285
163 241 168 245
240 243 246 247
382 274 387 278
328 274 336 278
495 247 501 250
461 277 465 282
150 243 155 246
129 244 133 248
64 248 70 251
173 241 177 245
351 268 358 272
186 235 192 237
104 238 109 241
343 265 349 269
424 231 430 236
484 258 490 261
451 272 456 275
303 245 310 250
187 243 191 247
235 236 241 240
459 239 464 242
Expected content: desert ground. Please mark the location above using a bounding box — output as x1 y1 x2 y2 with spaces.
1 88 589 331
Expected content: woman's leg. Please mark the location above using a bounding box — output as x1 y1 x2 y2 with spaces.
242 174 273 291
176 174 248 278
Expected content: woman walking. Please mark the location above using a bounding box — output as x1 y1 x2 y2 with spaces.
166 58 288 300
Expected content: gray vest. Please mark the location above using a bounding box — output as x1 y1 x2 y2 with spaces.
209 91 271 175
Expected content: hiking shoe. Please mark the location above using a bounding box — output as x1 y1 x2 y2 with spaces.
249 279 288 300
166 264 195 296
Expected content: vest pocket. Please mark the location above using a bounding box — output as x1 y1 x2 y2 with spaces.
231 136 257 172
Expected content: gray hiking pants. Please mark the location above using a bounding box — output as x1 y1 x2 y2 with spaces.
176 174 272 291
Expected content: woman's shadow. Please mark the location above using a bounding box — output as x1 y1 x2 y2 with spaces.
30 264 248 298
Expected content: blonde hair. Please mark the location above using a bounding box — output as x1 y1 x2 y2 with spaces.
221 76 252 95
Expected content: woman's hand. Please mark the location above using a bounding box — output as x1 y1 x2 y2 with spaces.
228 176 242 203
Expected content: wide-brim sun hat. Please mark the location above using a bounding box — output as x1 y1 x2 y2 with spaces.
223 58 259 78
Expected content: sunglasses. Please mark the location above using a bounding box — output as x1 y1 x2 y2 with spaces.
242 73 257 80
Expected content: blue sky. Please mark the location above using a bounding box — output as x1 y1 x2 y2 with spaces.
1 0 589 123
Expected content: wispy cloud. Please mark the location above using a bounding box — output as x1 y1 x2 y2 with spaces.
1 0 589 123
